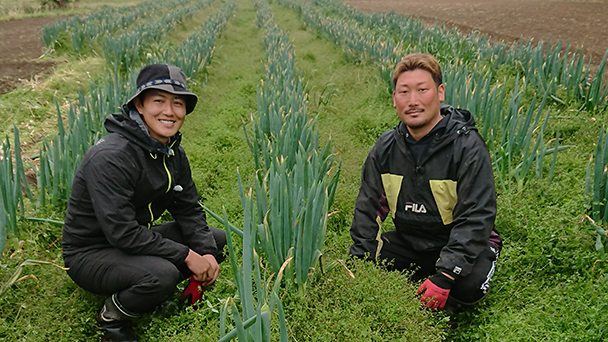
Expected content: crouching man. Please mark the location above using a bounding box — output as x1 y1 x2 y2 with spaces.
62 64 225 341
349 53 501 311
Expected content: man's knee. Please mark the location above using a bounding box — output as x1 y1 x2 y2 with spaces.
449 244 498 305
445 289 489 313
135 260 182 298
450 279 489 304
210 227 227 263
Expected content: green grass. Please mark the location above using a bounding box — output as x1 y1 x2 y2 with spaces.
285 258 449 341
2 0 608 340
181 0 261 227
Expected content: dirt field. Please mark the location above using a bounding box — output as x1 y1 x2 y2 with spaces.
1 1 607 94
344 0 608 64
0 17 67 94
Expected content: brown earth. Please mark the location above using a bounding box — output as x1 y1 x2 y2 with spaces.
0 17 64 94
1 1 608 95
343 0 608 66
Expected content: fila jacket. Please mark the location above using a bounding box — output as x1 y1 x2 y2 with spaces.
62 105 217 266
349 105 499 278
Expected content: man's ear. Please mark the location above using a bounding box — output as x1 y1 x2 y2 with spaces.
133 96 143 113
438 84 445 102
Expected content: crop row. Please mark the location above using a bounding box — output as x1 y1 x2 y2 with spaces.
212 3 292 338
206 0 340 338
42 0 199 53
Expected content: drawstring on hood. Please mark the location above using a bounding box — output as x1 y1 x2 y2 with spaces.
456 126 471 136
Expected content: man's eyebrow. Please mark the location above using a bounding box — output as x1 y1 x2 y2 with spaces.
396 81 431 87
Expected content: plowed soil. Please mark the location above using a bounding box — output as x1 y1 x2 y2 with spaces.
0 17 66 94
1 1 607 94
343 0 608 64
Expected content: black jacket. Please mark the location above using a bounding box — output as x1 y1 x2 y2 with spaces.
62 105 217 266
350 105 499 278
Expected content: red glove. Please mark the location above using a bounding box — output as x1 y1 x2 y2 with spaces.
416 273 454 309
179 276 204 309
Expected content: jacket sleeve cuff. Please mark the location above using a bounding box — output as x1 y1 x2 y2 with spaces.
430 271 456 289
176 245 191 264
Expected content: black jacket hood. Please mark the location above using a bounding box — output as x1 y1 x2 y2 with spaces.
104 105 181 156
395 104 477 139
440 104 477 136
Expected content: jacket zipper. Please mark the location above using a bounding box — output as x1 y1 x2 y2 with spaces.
163 154 172 194
147 143 176 226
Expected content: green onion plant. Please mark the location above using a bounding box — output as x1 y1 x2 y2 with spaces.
244 0 340 293
0 125 34 261
585 127 608 252
103 0 216 75
212 173 289 342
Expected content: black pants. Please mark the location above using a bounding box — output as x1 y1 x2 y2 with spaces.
65 223 226 314
378 230 499 304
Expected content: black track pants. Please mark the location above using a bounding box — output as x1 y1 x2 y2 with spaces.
377 230 499 304
64 223 226 314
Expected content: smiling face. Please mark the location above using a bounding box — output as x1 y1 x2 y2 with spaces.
392 68 445 140
134 89 187 144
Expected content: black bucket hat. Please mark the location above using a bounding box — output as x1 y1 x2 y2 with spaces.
126 64 198 114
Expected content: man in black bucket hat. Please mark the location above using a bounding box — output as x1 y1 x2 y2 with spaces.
62 64 226 342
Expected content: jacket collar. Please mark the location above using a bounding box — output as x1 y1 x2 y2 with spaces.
395 105 476 137
394 104 478 165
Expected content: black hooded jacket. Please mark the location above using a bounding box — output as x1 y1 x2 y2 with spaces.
350 105 499 278
62 105 217 266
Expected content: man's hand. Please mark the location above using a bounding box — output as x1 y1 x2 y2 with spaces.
416 272 454 309
184 250 220 286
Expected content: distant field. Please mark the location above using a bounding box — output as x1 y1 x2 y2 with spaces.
344 0 608 65
0 0 148 94
2 0 606 95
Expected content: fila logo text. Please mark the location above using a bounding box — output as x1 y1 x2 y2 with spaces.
404 202 427 213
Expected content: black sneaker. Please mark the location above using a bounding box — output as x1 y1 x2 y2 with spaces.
97 311 137 342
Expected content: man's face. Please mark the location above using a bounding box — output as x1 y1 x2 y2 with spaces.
134 90 187 144
392 69 445 138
